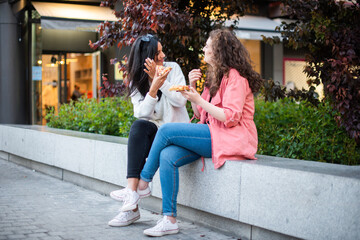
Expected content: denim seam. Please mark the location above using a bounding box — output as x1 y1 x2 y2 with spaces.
169 153 195 217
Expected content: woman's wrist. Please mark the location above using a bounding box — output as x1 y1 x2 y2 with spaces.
195 96 205 106
190 81 197 87
148 88 158 98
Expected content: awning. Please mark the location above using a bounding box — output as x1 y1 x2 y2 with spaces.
225 15 282 40
32 2 118 32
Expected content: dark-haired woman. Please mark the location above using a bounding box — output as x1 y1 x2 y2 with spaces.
108 34 189 227
136 29 264 237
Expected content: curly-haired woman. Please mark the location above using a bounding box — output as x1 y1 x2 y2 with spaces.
135 28 264 237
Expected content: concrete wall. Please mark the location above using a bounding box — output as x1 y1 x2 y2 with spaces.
1 124 360 240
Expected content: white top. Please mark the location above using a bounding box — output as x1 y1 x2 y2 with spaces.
130 62 190 127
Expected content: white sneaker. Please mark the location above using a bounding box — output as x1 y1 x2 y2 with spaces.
110 186 151 202
110 187 131 202
108 209 140 227
143 216 179 237
121 190 140 212
137 185 151 199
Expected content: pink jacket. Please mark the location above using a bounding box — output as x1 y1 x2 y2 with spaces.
197 69 258 169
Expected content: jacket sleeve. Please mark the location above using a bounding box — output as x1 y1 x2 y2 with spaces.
159 62 187 108
131 91 158 119
222 70 248 128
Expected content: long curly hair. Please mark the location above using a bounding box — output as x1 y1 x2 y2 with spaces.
205 29 264 96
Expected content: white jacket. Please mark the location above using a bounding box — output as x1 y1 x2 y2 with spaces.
130 62 190 127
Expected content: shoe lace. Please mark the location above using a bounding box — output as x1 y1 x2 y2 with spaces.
123 193 130 202
152 218 166 231
115 211 130 221
123 190 134 204
118 188 128 196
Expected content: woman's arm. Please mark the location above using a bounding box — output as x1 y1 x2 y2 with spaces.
181 88 226 122
143 58 168 99
148 69 168 98
131 91 158 119
191 101 200 119
187 69 202 117
182 69 248 124
131 67 169 118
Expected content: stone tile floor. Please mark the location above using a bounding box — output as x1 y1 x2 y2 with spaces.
0 159 238 240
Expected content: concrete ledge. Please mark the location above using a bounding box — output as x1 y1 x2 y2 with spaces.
1 124 359 240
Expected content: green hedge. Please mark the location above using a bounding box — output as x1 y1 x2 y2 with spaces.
46 97 360 165
254 98 360 165
46 97 135 137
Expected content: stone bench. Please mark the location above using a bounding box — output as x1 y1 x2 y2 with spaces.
0 124 359 240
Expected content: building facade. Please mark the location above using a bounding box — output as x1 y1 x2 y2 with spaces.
0 0 126 125
0 0 310 125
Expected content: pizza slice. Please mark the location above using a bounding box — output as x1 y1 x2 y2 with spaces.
156 65 172 76
168 85 190 91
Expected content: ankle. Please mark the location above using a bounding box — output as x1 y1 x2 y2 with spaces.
138 179 148 190
127 178 139 191
166 216 176 224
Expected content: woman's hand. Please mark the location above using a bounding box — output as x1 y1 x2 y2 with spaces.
188 69 202 88
180 87 202 104
148 67 170 98
144 58 156 80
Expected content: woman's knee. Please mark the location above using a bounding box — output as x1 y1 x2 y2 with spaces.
130 120 156 136
130 119 150 131
159 146 179 167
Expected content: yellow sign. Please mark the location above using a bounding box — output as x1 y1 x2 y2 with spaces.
114 62 124 81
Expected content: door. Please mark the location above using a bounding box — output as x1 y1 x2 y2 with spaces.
92 51 102 99
39 52 101 125
41 54 61 124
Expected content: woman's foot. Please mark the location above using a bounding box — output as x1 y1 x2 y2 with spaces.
110 185 151 202
121 190 140 212
138 179 149 191
143 216 179 237
108 208 140 227
137 185 151 198
110 187 131 202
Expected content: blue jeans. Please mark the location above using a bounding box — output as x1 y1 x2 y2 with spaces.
140 123 212 217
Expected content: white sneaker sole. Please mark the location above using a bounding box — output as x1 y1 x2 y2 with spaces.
108 215 140 227
143 228 179 237
139 191 150 199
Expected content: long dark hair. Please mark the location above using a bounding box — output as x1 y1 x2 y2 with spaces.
205 29 264 96
126 34 161 99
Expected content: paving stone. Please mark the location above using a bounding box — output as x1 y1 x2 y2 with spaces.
0 159 237 240
6 234 27 239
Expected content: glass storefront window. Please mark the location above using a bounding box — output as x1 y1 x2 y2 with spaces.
30 5 103 125
240 39 261 74
283 58 324 99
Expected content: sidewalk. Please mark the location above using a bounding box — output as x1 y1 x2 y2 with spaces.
0 159 237 240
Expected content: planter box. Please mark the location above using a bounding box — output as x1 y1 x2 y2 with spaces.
1 124 359 240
